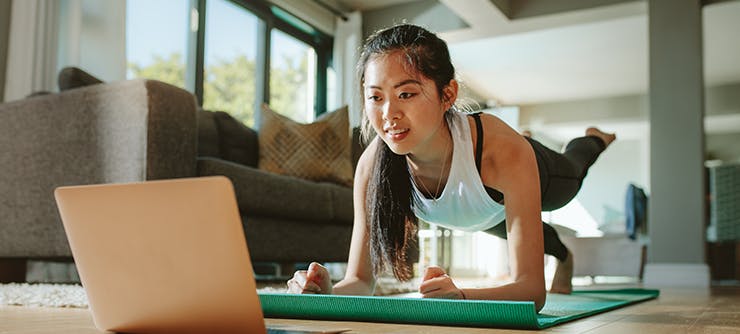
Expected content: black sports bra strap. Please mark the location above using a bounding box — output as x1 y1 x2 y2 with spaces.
468 113 505 204
469 113 484 174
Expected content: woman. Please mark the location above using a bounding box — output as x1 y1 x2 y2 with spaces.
286 24 615 311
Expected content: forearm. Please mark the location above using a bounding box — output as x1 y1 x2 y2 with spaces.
332 276 375 296
461 277 546 311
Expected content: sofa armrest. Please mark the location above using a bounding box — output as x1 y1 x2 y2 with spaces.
142 80 198 179
0 79 198 257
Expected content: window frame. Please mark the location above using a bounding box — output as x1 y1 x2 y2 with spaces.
187 0 332 121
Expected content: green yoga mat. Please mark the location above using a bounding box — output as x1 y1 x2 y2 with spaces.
259 289 659 330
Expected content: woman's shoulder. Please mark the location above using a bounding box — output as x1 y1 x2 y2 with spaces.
467 112 532 166
463 112 519 143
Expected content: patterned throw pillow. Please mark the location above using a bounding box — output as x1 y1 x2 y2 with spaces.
258 105 353 187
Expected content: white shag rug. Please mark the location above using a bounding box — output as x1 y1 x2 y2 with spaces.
0 283 89 308
0 280 416 309
0 284 291 309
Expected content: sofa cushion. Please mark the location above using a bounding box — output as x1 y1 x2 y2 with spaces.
244 217 351 262
214 111 259 167
258 105 353 187
197 157 353 224
197 109 259 168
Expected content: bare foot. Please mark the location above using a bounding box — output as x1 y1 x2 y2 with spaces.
586 127 616 148
550 250 573 294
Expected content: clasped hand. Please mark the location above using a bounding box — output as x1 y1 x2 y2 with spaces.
287 263 465 300
419 265 465 299
286 262 333 294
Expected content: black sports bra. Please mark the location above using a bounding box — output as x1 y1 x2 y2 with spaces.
468 113 505 204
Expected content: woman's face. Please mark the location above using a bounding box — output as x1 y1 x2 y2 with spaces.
363 52 452 156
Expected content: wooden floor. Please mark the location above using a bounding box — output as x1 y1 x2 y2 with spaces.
1 286 739 333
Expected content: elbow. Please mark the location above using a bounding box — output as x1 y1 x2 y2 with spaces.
520 276 547 312
520 277 546 312
532 277 546 312
534 289 546 312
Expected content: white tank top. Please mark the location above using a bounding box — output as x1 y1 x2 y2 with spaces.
411 111 506 232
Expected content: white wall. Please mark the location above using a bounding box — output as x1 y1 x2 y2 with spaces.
331 11 362 127
57 0 126 82
3 0 59 101
0 0 11 102
2 0 125 101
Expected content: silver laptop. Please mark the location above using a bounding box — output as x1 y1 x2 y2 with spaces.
55 176 348 334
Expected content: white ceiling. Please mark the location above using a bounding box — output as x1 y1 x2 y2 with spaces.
333 0 417 12
332 0 740 140
447 14 649 105
336 0 740 106
441 0 740 106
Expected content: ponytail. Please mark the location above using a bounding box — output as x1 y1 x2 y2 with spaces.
366 141 418 281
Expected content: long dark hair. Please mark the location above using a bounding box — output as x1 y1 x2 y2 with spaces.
357 24 456 281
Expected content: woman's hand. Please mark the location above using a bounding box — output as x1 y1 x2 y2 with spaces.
286 262 333 295
419 266 465 299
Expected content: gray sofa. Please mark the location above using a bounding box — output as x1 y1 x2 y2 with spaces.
196 110 358 264
0 76 357 282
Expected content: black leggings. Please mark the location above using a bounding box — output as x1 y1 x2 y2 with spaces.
469 114 606 262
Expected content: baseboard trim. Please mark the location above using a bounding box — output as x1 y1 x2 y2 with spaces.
643 263 710 287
